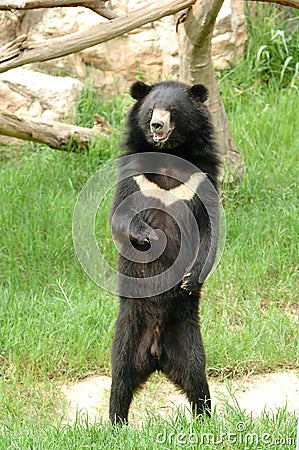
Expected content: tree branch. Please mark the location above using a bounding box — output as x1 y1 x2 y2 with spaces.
250 0 299 8
0 110 110 151
179 0 224 45
0 0 117 19
0 0 196 73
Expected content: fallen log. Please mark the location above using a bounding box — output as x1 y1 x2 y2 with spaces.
0 111 111 151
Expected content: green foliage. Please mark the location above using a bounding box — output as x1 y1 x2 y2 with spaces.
76 78 129 130
221 4 299 89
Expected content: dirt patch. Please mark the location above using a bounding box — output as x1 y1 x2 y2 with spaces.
60 371 299 425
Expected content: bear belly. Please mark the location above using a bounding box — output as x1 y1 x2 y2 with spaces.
117 192 198 296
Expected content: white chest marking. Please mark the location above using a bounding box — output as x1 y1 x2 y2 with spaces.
133 172 205 207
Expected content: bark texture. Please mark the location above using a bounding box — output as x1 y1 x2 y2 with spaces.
0 111 110 151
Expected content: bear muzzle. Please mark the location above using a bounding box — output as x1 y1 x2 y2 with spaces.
150 109 174 144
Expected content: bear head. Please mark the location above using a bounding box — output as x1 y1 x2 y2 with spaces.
129 80 211 149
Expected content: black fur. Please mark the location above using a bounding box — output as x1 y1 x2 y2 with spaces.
109 81 221 424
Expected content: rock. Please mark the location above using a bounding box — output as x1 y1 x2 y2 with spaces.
0 2 246 153
0 68 83 147
1 1 246 87
0 79 31 115
212 0 247 69
0 11 24 47
0 68 83 122
28 101 43 118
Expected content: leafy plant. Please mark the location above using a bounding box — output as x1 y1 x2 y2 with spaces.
246 4 299 87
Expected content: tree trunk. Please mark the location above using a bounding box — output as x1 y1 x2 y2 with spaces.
177 0 234 154
177 0 246 181
0 111 110 151
177 0 298 150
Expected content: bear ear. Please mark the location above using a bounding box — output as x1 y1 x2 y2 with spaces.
189 84 209 103
130 81 152 100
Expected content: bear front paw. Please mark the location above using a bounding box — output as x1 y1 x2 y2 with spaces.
129 225 158 246
181 271 200 294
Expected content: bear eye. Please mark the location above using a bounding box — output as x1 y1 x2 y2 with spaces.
148 108 153 116
171 107 176 115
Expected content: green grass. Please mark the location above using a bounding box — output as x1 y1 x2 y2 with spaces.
0 407 297 449
1 86 297 384
0 4 298 446
226 3 299 89
204 85 299 376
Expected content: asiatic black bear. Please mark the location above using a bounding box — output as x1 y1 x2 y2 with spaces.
109 81 221 424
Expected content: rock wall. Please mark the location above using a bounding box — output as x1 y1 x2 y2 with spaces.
212 0 247 69
0 68 83 121
0 0 246 88
0 0 246 148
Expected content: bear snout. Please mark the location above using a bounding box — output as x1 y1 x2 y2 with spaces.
150 109 174 143
150 119 164 132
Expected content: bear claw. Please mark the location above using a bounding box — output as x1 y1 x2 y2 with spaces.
181 272 198 294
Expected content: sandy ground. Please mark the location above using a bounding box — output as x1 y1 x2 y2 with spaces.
60 371 299 425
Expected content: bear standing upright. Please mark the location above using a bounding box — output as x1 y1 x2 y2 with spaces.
109 81 221 424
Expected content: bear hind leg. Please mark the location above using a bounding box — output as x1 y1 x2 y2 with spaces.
161 322 211 419
184 374 211 418
109 317 156 424
165 362 211 419
109 370 149 425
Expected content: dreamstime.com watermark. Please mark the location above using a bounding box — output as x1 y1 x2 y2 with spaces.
156 421 296 447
